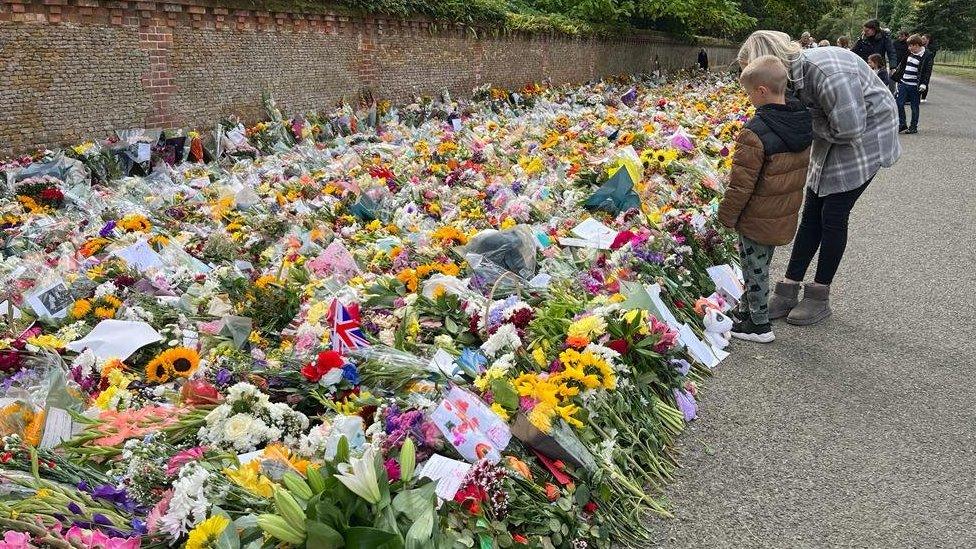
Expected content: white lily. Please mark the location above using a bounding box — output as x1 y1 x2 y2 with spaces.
335 446 382 504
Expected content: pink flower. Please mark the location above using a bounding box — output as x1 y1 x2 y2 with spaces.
0 530 31 549
384 458 401 481
166 447 206 476
146 490 172 534
65 526 140 549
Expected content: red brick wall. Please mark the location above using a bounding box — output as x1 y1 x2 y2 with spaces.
0 0 737 155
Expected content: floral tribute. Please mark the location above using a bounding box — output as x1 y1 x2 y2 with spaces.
0 72 751 548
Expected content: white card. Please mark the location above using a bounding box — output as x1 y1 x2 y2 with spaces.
571 218 618 248
40 407 74 449
25 280 73 319
678 323 720 369
646 283 681 330
114 240 164 273
707 264 744 301
558 237 608 250
528 273 551 289
228 127 246 146
420 453 472 501
66 320 163 360
136 142 152 163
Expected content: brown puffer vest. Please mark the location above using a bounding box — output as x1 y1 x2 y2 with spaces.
718 101 813 246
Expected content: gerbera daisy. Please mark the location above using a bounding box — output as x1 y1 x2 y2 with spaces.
184 514 230 549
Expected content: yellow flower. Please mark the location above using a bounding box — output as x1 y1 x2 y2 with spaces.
254 274 277 289
567 315 606 340
499 217 516 230
184 514 230 549
94 306 117 319
528 402 555 433
93 385 120 410
224 461 274 498
118 214 152 233
436 141 458 155
531 348 547 367
26 334 66 350
490 402 510 421
557 403 585 429
70 299 93 319
518 155 544 176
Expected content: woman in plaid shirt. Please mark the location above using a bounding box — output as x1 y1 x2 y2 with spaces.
735 31 902 326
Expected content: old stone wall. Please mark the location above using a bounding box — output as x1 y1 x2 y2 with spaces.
0 0 737 155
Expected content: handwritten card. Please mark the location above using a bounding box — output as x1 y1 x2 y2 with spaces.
431 386 511 463
114 240 164 273
420 453 472 501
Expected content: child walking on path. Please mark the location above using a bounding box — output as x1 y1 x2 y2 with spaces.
718 56 813 343
893 34 934 134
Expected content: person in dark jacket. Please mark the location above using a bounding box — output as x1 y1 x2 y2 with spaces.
852 19 897 68
920 34 938 101
698 48 709 70
868 53 893 91
718 55 813 343
893 30 909 68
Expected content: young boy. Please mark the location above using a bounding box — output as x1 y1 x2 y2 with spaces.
868 53 893 91
893 34 934 134
718 56 813 343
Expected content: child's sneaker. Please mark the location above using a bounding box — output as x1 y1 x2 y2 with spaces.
905 127 918 134
731 319 775 343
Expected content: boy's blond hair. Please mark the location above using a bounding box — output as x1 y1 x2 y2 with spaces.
907 33 925 46
739 55 788 95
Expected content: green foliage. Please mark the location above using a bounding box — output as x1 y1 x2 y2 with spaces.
909 0 976 50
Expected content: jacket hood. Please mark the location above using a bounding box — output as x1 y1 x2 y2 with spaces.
756 102 813 153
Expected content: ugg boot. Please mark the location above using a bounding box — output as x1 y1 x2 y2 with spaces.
786 283 831 326
767 281 800 320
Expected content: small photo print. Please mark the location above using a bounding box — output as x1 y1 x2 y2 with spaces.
26 280 73 318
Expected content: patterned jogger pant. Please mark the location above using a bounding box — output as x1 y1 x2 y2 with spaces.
737 235 775 325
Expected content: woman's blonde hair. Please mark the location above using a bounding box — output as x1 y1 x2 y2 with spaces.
738 30 803 70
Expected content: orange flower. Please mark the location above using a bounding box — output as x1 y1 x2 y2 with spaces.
544 483 560 502
565 335 589 349
507 457 533 480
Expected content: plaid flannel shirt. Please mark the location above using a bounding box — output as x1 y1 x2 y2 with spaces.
789 47 902 196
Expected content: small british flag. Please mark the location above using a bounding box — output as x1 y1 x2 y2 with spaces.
329 299 370 352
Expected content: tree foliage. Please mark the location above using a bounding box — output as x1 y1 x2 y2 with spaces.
909 0 976 50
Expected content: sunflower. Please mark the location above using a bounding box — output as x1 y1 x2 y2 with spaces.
145 356 171 384
160 347 200 378
94 306 117 319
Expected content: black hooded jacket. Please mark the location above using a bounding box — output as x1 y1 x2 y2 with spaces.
747 101 813 156
852 32 898 68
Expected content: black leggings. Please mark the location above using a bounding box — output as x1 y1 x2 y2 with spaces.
785 178 872 285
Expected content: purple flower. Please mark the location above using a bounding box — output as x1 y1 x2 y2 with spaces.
215 368 232 386
93 513 114 526
68 501 82 514
674 389 697 421
670 358 692 376
99 220 116 237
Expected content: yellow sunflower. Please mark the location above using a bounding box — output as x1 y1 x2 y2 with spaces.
70 299 92 319
161 347 200 378
145 356 171 384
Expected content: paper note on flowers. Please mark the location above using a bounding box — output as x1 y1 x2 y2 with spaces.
678 323 723 369
559 218 618 249
420 453 472 501
431 386 511 463
114 240 165 273
707 264 744 302
66 320 163 360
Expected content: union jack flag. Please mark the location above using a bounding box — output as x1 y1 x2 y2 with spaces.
329 299 370 352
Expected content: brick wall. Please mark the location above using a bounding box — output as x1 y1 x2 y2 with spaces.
0 0 738 155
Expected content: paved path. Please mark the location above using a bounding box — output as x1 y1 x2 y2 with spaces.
649 75 976 548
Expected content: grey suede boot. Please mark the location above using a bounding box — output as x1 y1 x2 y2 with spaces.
787 283 831 326
767 281 800 320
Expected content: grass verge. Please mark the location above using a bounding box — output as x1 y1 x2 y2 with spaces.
934 64 976 83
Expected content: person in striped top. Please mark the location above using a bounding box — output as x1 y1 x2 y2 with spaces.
893 34 934 134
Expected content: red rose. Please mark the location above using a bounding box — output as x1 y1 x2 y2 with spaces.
301 363 323 382
513 534 529 545
544 483 559 502
303 350 345 382
181 379 222 405
607 339 629 355
584 500 598 513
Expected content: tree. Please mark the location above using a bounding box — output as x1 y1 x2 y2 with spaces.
909 0 976 49
888 0 912 32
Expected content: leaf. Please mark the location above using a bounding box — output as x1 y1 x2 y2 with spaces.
445 316 459 334
307 520 344 548
391 483 436 521
210 507 241 549
404 508 435 549
489 378 518 410
344 526 403 549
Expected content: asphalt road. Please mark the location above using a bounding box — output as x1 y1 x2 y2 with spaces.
648 75 976 548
